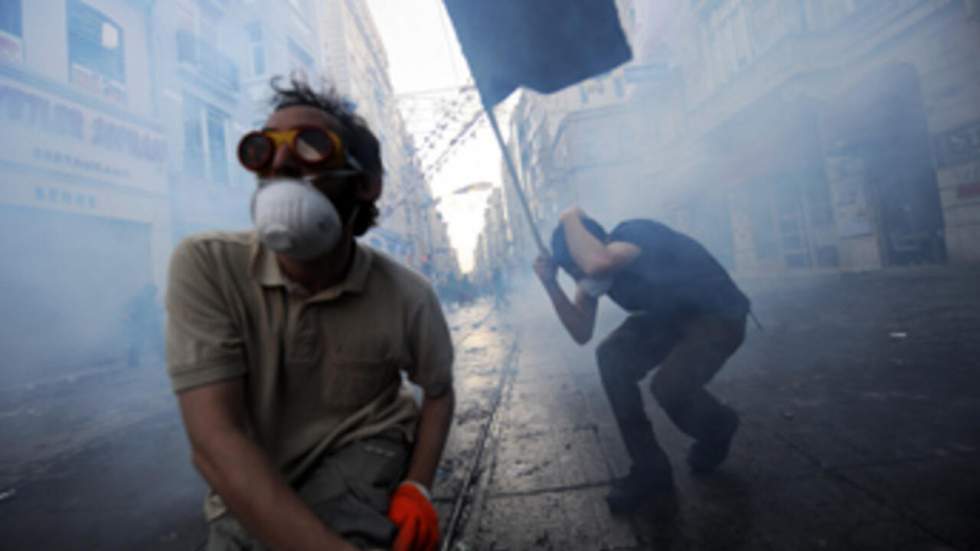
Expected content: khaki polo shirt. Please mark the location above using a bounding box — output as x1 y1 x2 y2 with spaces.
165 231 453 520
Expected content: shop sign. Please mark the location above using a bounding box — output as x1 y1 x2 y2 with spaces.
1 169 155 223
933 119 980 168
32 184 99 211
0 77 166 193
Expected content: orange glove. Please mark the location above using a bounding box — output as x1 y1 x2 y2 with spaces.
388 481 439 551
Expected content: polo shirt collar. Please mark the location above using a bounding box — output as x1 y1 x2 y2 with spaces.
335 243 371 295
251 237 372 297
251 235 286 287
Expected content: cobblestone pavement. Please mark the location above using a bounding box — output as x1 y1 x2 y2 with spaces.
1 267 978 550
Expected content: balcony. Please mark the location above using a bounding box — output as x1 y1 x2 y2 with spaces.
176 29 240 95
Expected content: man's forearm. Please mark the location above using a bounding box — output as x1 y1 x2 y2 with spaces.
405 387 456 489
193 429 356 551
541 279 591 344
562 212 608 274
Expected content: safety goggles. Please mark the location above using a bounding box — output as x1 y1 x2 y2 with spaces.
236 126 363 173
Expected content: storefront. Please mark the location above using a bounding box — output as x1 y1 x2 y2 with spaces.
697 63 947 275
823 63 947 269
0 75 168 384
691 93 838 274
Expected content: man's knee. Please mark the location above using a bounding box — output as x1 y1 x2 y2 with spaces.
596 338 634 381
595 338 617 371
650 372 689 413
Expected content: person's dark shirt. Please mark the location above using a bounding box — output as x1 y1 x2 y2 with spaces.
597 219 749 322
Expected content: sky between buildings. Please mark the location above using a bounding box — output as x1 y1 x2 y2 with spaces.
366 0 506 274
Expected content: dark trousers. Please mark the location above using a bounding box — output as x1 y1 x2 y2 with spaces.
596 313 746 476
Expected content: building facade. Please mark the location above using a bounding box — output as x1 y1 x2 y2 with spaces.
500 0 980 275
0 0 168 383
427 207 461 283
0 0 447 386
159 0 256 243
665 0 980 271
472 187 509 286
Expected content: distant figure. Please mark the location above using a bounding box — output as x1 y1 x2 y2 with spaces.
491 267 508 310
441 272 462 309
533 207 750 514
124 283 163 368
459 275 476 305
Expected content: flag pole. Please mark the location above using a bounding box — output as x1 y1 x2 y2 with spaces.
483 100 549 256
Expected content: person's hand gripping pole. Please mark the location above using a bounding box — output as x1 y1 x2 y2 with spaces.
533 254 558 285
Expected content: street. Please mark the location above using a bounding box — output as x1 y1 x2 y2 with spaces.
1 266 978 550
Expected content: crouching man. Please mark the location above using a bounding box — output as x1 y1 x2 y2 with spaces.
533 207 749 514
166 77 454 550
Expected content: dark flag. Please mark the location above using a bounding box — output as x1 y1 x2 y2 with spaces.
444 0 633 107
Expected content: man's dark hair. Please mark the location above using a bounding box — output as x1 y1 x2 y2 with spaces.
269 76 382 236
550 215 607 279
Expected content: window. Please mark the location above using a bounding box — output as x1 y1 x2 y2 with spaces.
288 38 314 74
183 93 230 185
67 0 125 103
0 0 22 63
704 7 748 86
245 21 261 42
175 1 197 64
173 2 237 92
246 21 265 77
252 46 266 76
0 0 21 36
206 107 228 184
182 94 205 178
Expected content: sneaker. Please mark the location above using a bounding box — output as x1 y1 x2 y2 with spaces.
687 406 740 475
605 466 675 515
